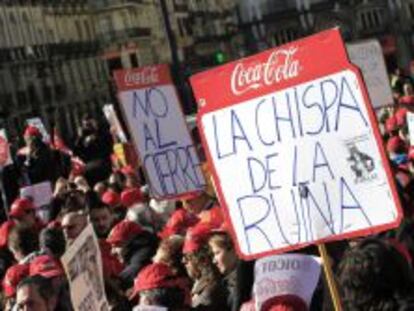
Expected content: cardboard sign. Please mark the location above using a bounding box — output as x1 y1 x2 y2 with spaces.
103 104 128 143
347 40 393 109
26 117 50 143
190 29 402 259
20 181 53 208
254 254 321 310
407 112 414 146
115 64 206 199
0 129 12 167
61 224 109 311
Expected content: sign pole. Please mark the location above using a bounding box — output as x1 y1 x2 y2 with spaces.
318 243 342 311
0 167 9 220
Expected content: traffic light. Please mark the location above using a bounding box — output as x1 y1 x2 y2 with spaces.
214 51 226 64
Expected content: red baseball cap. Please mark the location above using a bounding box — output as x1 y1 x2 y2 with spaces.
262 295 308 311
24 125 41 138
29 255 64 278
183 223 211 254
107 220 143 246
158 209 199 239
101 190 121 207
9 198 35 219
130 262 176 299
121 188 143 208
2 263 30 297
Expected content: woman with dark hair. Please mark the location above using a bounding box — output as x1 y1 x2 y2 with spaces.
182 224 228 310
337 238 414 310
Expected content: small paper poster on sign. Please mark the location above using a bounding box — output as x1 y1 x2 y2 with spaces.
347 40 393 109
190 29 402 259
114 64 206 199
407 112 414 146
0 129 12 167
254 254 321 310
27 117 50 143
61 224 109 311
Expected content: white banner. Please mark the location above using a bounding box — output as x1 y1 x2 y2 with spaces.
20 181 53 208
61 224 109 311
254 254 321 310
407 112 414 146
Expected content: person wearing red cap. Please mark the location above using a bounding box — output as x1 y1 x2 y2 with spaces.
8 197 39 228
18 125 71 185
182 223 228 310
121 187 144 208
130 262 189 310
107 220 159 290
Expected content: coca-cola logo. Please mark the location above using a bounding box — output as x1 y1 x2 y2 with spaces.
124 67 159 86
230 47 300 95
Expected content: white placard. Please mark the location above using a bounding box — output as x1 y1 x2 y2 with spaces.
201 70 401 257
61 224 109 311
116 65 206 199
20 181 53 208
0 129 12 167
254 254 321 310
407 112 414 146
27 117 50 143
103 104 128 143
347 40 393 109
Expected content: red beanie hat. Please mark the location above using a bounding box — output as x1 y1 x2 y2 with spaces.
262 295 308 311
395 108 408 127
29 255 64 279
183 223 211 254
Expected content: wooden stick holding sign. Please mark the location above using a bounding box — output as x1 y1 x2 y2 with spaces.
318 244 342 311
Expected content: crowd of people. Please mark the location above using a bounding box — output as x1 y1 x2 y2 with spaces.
3 67 414 311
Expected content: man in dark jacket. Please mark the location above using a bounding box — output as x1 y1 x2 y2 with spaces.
107 220 159 290
74 114 113 186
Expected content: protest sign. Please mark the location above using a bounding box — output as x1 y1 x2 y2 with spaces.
20 181 53 208
407 112 414 146
103 104 128 143
190 28 402 260
0 129 12 167
254 254 321 310
115 64 206 199
61 224 109 311
133 306 167 311
347 39 393 109
26 117 50 143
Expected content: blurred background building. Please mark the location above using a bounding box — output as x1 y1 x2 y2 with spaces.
1 0 414 142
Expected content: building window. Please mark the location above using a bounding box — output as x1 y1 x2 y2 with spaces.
130 53 139 67
409 3 414 19
75 20 83 41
